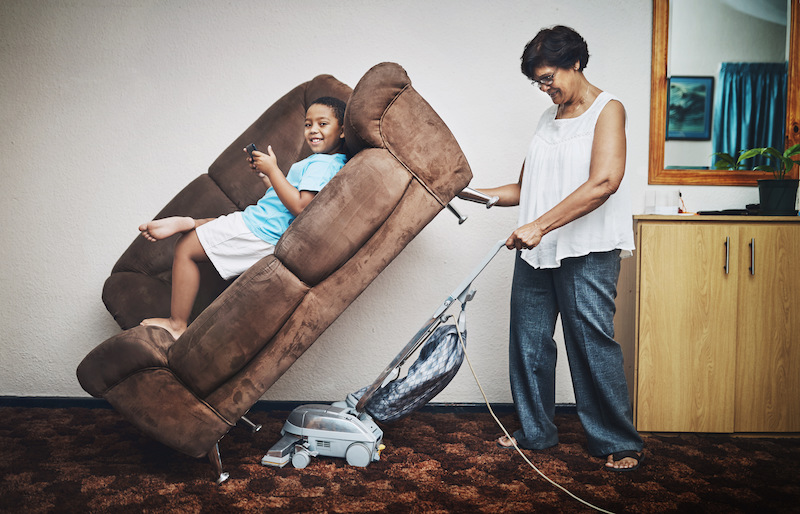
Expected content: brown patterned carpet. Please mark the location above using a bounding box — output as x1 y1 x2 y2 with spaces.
1 404 799 513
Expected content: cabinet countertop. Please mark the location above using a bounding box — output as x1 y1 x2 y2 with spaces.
634 214 800 223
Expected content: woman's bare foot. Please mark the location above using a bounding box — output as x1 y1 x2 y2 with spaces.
605 451 644 472
140 317 187 340
495 435 518 448
139 217 196 242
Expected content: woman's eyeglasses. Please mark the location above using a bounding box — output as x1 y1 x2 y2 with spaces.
531 69 558 88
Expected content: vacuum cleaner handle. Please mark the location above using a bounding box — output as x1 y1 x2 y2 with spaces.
432 239 507 318
356 240 507 412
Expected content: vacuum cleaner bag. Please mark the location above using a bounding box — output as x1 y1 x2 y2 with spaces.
352 324 465 423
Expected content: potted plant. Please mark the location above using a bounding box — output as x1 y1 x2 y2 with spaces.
713 144 800 215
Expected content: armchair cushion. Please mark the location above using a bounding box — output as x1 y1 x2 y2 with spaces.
277 148 411 286
168 257 308 398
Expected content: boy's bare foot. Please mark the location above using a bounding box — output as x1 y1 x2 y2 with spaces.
139 217 195 242
140 317 187 340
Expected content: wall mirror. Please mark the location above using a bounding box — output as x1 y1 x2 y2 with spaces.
649 0 800 185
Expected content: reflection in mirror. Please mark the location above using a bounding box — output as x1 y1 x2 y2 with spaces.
666 0 787 169
648 0 800 185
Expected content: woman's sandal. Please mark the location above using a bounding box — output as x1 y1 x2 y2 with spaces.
604 450 644 472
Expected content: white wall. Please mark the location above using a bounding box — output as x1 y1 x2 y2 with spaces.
0 0 760 404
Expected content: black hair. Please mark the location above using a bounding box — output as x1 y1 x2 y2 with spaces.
310 96 347 126
520 25 590 79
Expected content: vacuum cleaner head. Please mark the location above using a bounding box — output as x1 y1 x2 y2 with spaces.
262 402 384 469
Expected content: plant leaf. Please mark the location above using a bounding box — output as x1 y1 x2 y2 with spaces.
777 155 793 172
761 147 783 161
712 152 737 169
738 148 762 162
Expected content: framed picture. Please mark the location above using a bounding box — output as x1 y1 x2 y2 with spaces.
667 76 714 140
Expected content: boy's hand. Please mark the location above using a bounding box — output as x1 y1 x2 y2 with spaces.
248 145 278 176
245 146 278 187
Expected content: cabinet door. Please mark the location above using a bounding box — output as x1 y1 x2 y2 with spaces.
735 224 800 432
636 223 738 432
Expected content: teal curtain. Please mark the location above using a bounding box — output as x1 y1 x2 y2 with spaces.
712 62 787 167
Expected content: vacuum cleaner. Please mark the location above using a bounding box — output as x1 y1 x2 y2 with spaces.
262 224 506 469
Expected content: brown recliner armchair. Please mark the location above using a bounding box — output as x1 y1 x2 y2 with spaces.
77 62 473 482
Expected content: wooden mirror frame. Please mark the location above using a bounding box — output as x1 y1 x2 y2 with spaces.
649 0 800 185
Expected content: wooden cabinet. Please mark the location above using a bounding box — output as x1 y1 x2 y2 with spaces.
632 216 800 433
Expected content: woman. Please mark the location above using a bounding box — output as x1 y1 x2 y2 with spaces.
478 26 643 471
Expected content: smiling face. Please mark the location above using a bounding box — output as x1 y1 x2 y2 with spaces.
305 103 345 154
532 65 571 104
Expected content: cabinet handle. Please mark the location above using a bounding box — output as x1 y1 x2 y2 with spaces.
749 238 755 275
724 237 730 274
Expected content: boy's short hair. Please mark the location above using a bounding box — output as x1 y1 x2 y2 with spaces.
311 96 347 126
520 25 590 79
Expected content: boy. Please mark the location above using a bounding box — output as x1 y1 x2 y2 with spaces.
138 97 348 339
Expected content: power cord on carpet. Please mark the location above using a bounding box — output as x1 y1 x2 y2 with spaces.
454 328 615 514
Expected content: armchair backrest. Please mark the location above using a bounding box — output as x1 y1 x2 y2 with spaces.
102 74 352 331
207 74 353 210
278 62 472 286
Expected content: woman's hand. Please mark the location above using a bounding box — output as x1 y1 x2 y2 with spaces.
506 221 544 250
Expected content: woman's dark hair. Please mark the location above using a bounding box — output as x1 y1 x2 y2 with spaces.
520 25 590 79
310 96 347 126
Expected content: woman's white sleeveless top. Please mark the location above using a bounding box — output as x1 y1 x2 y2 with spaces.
518 91 634 269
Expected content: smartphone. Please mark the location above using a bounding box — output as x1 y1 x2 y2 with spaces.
246 143 257 158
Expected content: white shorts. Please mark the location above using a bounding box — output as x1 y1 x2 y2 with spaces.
195 211 275 280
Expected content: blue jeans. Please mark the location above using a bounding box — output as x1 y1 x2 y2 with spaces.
509 250 642 457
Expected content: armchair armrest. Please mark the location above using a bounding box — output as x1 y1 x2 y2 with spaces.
77 326 174 397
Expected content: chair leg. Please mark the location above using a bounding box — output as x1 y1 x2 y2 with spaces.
208 442 230 485
239 415 262 433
